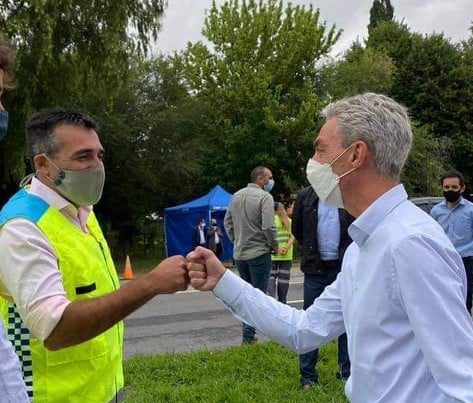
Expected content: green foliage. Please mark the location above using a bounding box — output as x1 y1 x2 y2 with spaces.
367 21 473 190
0 0 165 200
124 342 347 402
179 0 340 194
368 0 394 35
321 43 395 99
402 125 451 196
95 56 204 234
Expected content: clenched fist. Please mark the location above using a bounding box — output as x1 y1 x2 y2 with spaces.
151 255 189 294
186 247 226 291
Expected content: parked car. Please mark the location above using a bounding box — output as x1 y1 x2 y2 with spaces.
410 196 444 214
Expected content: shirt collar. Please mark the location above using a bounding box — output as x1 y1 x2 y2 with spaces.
248 183 262 190
28 176 92 219
442 196 465 208
349 184 407 247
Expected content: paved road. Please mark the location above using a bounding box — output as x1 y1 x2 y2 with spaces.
124 266 305 357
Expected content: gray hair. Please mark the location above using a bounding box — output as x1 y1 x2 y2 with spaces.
29 131 60 160
321 93 412 179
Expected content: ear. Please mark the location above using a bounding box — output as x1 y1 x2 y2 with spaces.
350 141 369 169
460 185 466 194
33 154 48 173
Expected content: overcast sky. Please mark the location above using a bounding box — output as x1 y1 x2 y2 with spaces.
154 0 472 57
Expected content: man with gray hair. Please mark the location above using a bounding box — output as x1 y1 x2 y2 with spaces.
187 93 473 402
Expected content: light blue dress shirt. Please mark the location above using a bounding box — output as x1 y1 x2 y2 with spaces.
431 197 473 258
317 200 340 261
214 184 473 403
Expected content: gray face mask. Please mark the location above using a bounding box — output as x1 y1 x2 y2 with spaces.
46 157 105 206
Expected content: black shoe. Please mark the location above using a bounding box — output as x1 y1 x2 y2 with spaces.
241 335 258 346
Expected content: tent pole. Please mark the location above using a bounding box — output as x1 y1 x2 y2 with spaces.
163 215 168 257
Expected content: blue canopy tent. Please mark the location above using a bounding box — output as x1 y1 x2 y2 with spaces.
164 185 233 260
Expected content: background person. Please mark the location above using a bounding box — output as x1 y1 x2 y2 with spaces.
192 218 208 249
224 166 278 345
431 170 473 315
0 32 29 403
207 218 224 260
292 185 352 388
268 201 294 304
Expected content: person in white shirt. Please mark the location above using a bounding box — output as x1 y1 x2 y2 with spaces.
186 93 473 403
0 33 29 402
192 218 208 249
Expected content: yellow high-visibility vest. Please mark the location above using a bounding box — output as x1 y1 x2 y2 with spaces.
272 215 293 261
0 188 123 402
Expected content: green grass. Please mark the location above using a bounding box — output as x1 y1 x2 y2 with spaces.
124 342 348 402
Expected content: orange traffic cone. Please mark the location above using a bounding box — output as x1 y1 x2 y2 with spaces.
122 255 134 280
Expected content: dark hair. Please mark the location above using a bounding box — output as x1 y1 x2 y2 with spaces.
441 170 465 187
273 201 279 211
0 34 16 91
250 166 268 183
25 108 99 160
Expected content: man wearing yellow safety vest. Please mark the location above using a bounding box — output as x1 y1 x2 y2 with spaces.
0 108 189 402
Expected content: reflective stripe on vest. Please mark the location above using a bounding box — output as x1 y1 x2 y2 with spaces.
0 188 124 402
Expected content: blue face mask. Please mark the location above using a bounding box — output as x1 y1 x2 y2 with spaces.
0 110 9 142
264 179 275 192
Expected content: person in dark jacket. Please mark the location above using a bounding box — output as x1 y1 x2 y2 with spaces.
292 185 353 389
192 218 207 249
207 218 224 260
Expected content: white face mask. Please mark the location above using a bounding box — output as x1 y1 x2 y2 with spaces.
306 146 356 208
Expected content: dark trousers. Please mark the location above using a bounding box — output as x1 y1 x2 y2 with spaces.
299 264 350 385
268 260 292 304
463 258 473 315
236 252 271 342
215 243 223 260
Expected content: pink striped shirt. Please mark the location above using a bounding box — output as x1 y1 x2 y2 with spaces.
0 177 93 341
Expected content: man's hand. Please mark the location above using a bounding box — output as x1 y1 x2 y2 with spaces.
45 255 190 350
150 256 189 294
186 247 226 291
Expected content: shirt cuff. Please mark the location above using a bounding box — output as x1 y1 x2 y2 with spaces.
25 296 70 341
213 269 246 305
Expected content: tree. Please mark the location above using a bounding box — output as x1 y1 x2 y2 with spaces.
94 56 205 252
367 21 473 189
320 42 395 100
450 25 473 187
319 46 449 197
179 0 340 194
402 125 452 196
0 0 166 203
368 0 394 35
